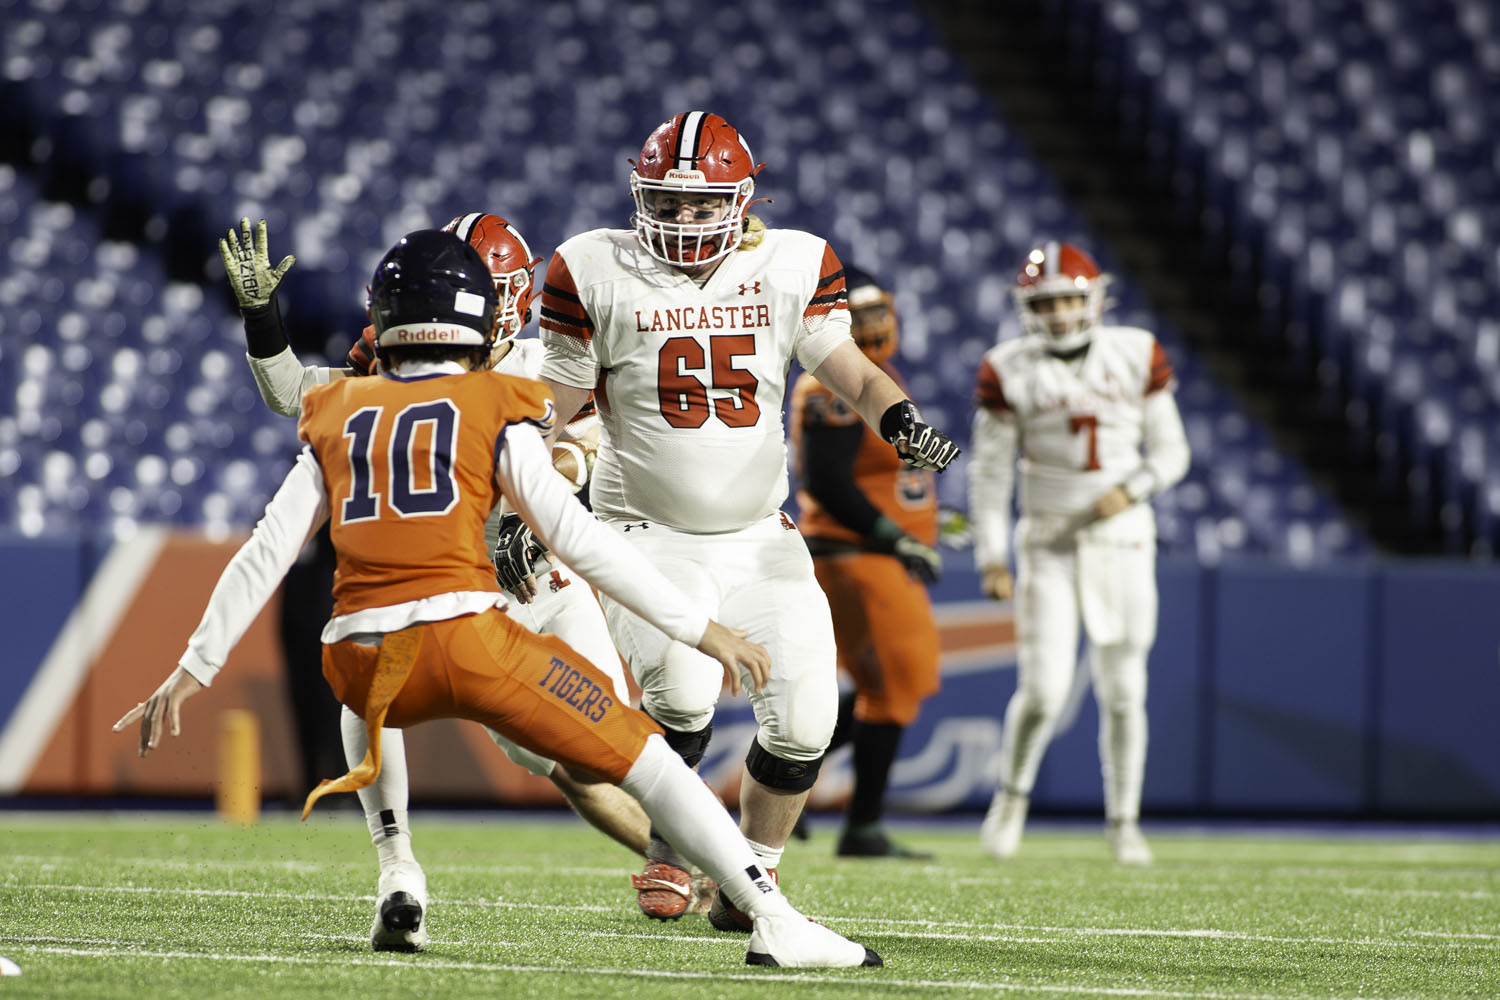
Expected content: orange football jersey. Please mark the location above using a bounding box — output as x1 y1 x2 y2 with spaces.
790 362 937 546
297 368 555 617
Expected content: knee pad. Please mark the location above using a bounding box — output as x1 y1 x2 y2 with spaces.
745 739 823 792
647 714 713 770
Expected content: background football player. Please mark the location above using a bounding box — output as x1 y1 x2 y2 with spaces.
220 214 661 948
789 264 941 859
968 241 1191 865
530 111 959 927
118 229 882 969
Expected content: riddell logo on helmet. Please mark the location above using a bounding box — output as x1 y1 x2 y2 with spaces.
395 327 461 343
663 169 707 183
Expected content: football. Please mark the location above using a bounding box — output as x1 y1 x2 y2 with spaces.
551 441 591 493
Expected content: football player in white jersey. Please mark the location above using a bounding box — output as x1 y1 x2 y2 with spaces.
222 213 660 949
529 111 960 927
968 241 1191 865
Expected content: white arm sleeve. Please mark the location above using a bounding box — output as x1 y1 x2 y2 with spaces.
968 407 1019 570
496 423 710 646
1121 390 1191 502
247 347 333 417
178 449 331 685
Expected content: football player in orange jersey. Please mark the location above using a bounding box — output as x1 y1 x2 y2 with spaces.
220 215 677 946
969 242 1190 865
531 112 960 930
114 230 882 969
789 265 942 859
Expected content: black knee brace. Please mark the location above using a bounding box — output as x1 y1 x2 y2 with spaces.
647 714 713 769
745 740 823 792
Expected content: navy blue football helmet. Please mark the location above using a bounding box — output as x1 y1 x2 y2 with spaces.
368 230 499 354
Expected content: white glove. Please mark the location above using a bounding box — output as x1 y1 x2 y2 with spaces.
219 217 295 310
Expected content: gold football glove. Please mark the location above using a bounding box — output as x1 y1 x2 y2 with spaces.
219 217 295 311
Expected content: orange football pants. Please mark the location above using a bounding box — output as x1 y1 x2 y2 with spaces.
321 608 661 784
813 553 940 727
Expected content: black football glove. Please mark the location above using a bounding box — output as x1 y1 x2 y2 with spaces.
493 512 548 592
879 400 960 472
873 516 942 584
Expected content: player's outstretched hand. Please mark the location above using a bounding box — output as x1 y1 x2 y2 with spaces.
219 217 295 311
112 666 205 758
696 621 770 698
880 400 959 472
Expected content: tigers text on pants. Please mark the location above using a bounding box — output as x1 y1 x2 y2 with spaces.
322 608 661 784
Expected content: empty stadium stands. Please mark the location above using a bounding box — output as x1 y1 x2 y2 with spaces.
0 0 1378 559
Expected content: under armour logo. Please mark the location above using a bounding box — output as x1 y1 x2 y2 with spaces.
623 522 650 531
738 281 761 296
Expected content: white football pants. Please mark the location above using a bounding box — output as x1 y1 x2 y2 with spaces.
997 508 1158 822
598 512 839 762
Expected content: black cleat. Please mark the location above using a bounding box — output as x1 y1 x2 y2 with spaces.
835 829 933 860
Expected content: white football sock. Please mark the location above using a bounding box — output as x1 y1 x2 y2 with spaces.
745 838 783 870
621 735 794 920
341 706 416 869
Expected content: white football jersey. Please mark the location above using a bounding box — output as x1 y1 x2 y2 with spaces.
538 228 852 532
974 326 1178 515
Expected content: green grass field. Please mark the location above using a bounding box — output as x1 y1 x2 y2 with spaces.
1 811 1496 998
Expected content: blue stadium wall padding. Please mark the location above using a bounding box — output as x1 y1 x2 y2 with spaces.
1209 562 1373 813
1375 564 1500 813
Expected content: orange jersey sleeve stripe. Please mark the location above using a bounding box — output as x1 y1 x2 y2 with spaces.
1147 341 1175 394
539 252 594 344
973 358 1010 412
804 244 848 319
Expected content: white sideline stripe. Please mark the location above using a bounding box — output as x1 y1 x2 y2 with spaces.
9 883 1496 950
0 528 169 793
9 943 1444 999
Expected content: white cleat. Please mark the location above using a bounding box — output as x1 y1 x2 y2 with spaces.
1107 821 1154 865
746 914 883 968
979 791 1029 860
370 861 429 952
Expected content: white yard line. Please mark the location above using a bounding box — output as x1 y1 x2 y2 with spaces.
8 942 1458 1000
5 882 1496 949
14 854 1497 899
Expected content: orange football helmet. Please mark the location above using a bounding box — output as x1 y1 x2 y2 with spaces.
845 264 899 364
629 111 763 268
443 212 542 344
1014 241 1108 352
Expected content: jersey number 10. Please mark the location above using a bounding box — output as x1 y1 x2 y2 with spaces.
340 400 460 523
